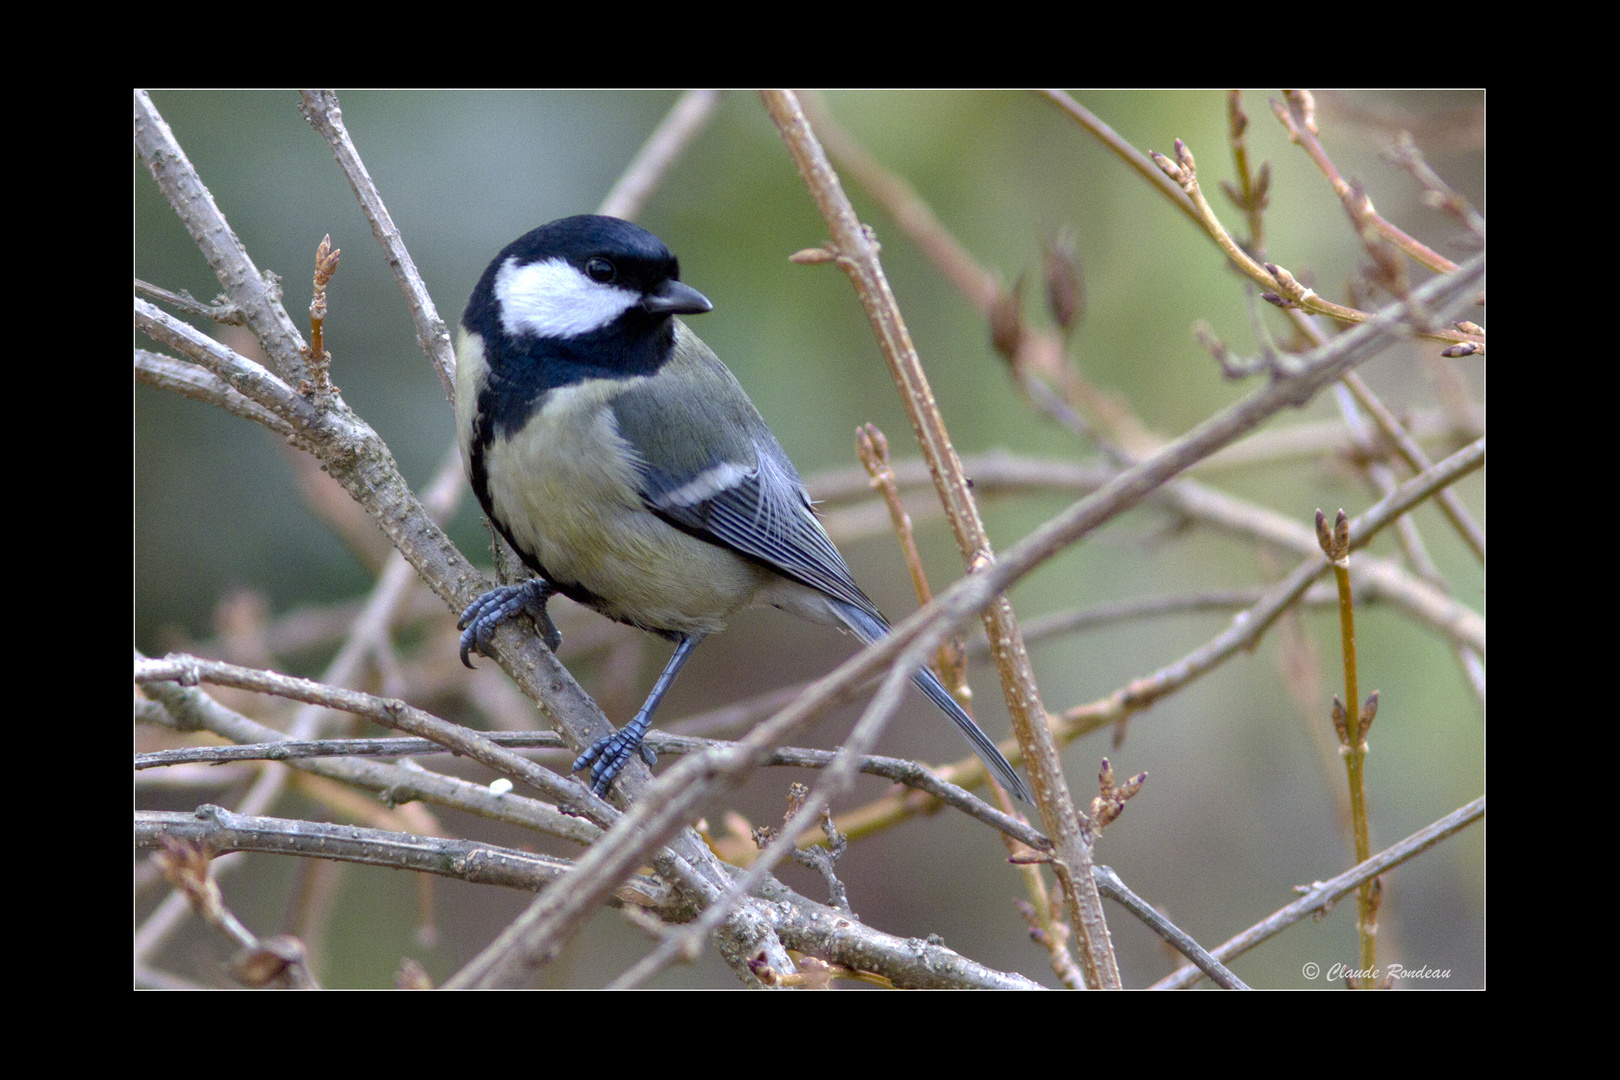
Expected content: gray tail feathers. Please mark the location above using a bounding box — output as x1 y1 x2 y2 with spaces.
832 601 1032 803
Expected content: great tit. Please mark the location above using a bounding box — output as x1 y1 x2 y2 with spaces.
454 215 1031 803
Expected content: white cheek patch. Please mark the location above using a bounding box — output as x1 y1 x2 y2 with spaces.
495 257 639 339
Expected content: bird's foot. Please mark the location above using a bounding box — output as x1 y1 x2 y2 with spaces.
572 726 658 796
457 579 561 666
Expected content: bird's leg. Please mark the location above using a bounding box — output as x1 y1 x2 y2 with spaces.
573 632 705 796
457 578 561 665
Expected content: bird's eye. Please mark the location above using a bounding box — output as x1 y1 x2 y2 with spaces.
585 258 615 283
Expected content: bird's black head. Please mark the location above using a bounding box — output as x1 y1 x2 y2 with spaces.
463 215 712 369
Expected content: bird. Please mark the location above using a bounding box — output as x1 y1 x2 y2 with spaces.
453 215 1031 803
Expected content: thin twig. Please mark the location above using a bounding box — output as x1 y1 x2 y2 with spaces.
134 89 310 385
1384 132 1485 239
811 92 1155 460
136 654 612 816
1340 372 1483 560
1093 866 1247 990
855 423 969 699
138 806 590 893
134 653 602 843
299 90 457 401
769 89 1119 988
151 831 318 988
1153 796 1483 988
1271 91 1458 275
136 716 1046 849
1042 89 1482 352
1316 509 1378 986
598 90 723 221
1057 436 1483 736
134 349 294 434
1221 91 1270 258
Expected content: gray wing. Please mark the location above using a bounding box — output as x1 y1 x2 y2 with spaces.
607 328 882 620
645 434 880 620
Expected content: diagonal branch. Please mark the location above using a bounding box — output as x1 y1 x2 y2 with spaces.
764 87 1121 988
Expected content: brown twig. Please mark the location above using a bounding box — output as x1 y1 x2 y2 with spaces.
298 89 457 402
139 806 592 895
767 89 1123 989
1057 437 1482 738
1154 796 1483 989
1338 372 1484 561
152 832 318 988
135 90 311 386
810 92 1154 460
1272 90 1458 275
303 234 340 404
1043 89 1482 352
855 423 969 698
598 90 723 221
1221 90 1271 257
1384 132 1485 240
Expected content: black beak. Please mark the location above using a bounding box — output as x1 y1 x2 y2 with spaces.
642 278 713 316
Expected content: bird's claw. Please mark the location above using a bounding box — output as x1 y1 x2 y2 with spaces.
573 730 658 796
457 579 561 666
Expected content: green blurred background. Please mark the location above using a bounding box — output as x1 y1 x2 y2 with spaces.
136 89 1483 988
